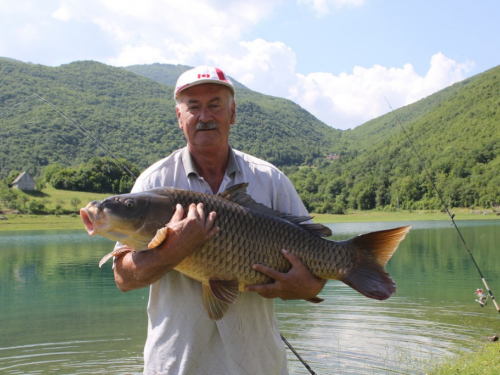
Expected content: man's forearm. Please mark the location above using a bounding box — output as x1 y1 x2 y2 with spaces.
113 248 177 292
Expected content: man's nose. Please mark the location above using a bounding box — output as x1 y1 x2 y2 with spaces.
199 106 213 122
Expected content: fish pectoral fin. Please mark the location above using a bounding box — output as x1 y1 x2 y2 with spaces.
202 282 234 321
148 225 169 249
99 246 134 268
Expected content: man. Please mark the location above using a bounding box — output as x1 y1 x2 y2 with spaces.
114 66 325 374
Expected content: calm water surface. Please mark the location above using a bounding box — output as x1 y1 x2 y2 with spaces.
1 220 500 374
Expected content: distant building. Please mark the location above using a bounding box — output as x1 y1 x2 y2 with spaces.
326 153 340 160
11 171 35 191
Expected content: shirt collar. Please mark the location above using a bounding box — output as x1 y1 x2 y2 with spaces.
182 146 240 178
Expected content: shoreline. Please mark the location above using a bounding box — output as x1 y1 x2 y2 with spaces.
1 209 499 232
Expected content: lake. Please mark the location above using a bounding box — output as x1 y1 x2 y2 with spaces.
1 220 499 374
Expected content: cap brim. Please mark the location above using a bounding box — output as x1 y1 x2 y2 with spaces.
175 80 235 98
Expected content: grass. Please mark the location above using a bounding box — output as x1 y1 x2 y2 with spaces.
312 207 500 223
22 184 112 212
0 214 84 231
429 342 500 374
0 185 111 231
1 186 499 231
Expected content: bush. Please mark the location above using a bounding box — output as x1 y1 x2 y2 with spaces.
28 199 46 214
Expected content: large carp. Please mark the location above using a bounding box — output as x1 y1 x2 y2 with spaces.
80 183 410 320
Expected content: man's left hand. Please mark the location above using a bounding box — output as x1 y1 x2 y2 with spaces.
244 249 326 301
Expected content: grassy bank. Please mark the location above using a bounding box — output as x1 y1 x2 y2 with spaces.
429 342 500 374
313 208 500 223
0 214 84 231
1 207 499 232
0 186 112 232
1 185 499 231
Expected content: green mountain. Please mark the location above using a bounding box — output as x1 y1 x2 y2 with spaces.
285 65 500 212
1 58 499 211
0 59 339 179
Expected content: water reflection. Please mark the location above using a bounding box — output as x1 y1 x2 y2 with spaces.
1 221 499 374
279 220 500 374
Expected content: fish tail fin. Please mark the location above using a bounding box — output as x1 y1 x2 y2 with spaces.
342 226 411 300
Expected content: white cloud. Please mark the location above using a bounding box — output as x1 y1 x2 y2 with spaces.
49 0 282 67
297 0 365 17
404 52 474 104
286 53 474 129
0 1 476 131
217 39 297 96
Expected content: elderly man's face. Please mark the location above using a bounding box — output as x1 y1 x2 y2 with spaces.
176 83 236 151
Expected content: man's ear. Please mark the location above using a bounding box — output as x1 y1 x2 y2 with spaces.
230 100 236 125
176 105 183 129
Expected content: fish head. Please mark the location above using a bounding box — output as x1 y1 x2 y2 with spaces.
80 191 176 248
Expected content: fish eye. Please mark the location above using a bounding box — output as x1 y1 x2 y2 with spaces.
124 199 134 208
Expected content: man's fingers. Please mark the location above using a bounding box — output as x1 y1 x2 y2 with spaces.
281 249 305 269
195 203 205 219
249 250 299 280
207 211 216 225
171 204 184 222
206 211 219 237
251 264 283 280
186 203 199 218
244 282 278 295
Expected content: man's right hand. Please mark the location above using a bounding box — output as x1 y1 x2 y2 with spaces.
113 203 219 292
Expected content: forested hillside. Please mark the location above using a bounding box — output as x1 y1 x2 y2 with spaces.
0 59 339 179
285 66 500 212
1 57 499 212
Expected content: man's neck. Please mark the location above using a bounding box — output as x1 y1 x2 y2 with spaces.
188 144 229 194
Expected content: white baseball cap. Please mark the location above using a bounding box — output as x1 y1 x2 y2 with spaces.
174 66 235 99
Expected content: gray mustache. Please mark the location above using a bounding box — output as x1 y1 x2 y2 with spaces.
196 121 218 131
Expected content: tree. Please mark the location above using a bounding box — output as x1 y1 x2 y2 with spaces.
70 197 82 211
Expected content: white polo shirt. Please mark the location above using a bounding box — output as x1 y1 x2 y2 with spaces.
131 147 308 375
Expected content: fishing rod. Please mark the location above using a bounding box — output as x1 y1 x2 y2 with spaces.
385 98 500 314
281 334 317 375
2 93 317 374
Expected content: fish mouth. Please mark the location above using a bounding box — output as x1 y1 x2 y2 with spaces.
80 208 96 236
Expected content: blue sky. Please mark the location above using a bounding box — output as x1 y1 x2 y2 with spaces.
1 0 498 129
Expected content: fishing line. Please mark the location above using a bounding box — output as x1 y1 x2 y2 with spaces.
385 98 500 314
2 93 317 373
0 94 35 117
1 94 137 179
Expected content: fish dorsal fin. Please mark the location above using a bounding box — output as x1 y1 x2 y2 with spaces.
201 279 239 321
300 223 333 237
219 183 332 237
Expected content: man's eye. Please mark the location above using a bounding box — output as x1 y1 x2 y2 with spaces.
124 199 134 208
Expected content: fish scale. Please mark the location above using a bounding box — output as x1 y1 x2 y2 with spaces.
81 183 411 320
